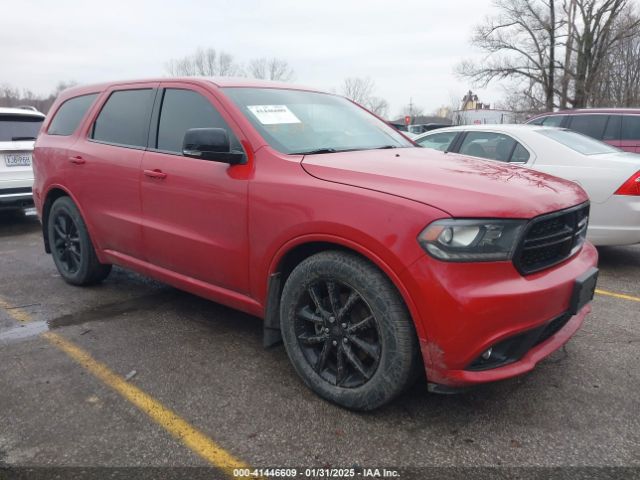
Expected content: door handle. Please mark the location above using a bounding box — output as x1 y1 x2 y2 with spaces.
143 169 167 180
69 156 86 165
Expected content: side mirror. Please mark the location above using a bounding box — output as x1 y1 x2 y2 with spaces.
182 128 245 165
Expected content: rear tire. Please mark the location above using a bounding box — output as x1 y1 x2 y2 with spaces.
48 197 111 286
280 251 421 410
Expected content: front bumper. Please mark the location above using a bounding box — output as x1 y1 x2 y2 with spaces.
401 242 598 388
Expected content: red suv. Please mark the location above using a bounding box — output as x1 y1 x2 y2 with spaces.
33 78 598 410
527 108 640 153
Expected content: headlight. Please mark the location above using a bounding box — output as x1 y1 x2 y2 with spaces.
418 219 526 261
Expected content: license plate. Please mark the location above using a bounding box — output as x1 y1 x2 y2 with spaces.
569 267 598 315
4 153 32 167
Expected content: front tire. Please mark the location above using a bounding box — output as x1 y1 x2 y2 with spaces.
280 251 420 410
48 196 111 285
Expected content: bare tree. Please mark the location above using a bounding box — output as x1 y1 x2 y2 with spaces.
341 77 375 106
570 0 640 107
457 0 561 111
247 57 294 81
589 8 640 106
341 77 389 117
459 0 639 110
340 77 389 117
399 102 424 118
0 81 77 113
166 48 242 77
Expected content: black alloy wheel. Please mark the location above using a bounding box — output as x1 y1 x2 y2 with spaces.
48 196 112 285
295 279 381 388
280 251 421 410
52 211 82 275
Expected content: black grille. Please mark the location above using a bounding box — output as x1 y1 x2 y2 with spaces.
515 203 589 275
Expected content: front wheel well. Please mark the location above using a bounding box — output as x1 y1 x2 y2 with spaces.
263 241 409 348
42 188 69 253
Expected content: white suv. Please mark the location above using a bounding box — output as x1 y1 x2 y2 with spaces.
0 106 45 211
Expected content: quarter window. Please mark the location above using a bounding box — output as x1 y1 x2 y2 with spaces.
511 143 530 163
416 131 457 151
91 89 155 148
541 115 566 127
156 88 241 154
48 94 98 136
621 115 640 141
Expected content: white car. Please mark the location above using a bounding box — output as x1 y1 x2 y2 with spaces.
414 124 640 246
0 107 45 211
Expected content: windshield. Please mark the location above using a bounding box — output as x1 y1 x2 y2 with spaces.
222 87 412 154
0 114 44 141
537 128 620 155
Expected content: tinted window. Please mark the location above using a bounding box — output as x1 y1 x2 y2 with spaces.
459 132 516 162
92 89 154 147
603 115 621 141
621 115 640 141
48 94 98 136
0 115 43 141
156 89 241 153
511 143 530 163
527 117 545 126
541 115 566 127
416 131 457 151
537 129 619 155
568 115 608 139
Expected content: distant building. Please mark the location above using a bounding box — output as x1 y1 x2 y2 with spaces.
453 90 516 125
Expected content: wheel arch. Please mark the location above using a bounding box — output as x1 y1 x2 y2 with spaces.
262 235 426 347
42 186 72 253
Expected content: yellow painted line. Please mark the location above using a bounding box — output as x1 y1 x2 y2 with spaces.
595 288 640 303
42 332 251 476
0 297 32 322
0 296 254 478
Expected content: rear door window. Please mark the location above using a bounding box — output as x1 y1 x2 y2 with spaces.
0 115 44 141
91 89 155 148
458 131 517 162
155 88 241 154
567 115 608 140
621 115 640 141
48 94 98 136
415 131 458 151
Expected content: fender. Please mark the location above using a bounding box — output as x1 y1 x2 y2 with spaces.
265 233 428 342
41 183 108 264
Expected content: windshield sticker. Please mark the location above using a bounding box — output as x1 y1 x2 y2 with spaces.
247 105 301 125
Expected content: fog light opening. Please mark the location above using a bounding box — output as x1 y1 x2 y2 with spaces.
481 348 493 360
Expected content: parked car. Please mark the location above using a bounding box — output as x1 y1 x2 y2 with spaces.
526 108 640 153
0 107 45 211
414 124 640 246
34 79 597 410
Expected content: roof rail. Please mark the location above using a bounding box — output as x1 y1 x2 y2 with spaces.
16 105 38 112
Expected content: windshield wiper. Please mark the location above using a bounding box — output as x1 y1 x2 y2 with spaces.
373 145 398 149
11 136 36 141
290 148 338 155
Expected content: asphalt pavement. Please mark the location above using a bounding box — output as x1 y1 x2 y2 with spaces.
1 210 638 480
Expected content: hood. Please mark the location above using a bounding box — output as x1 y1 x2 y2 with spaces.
301 148 587 218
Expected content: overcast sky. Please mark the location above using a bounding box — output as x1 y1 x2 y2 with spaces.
4 0 503 117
